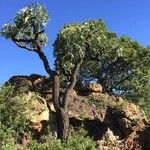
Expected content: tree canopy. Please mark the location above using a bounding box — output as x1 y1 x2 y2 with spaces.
54 20 150 101
54 20 121 73
76 35 150 101
1 3 48 51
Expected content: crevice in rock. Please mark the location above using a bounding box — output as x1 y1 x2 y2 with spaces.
103 107 125 139
83 119 108 140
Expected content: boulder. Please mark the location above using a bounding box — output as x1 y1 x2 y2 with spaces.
80 83 103 96
24 92 49 124
114 103 146 136
96 128 124 150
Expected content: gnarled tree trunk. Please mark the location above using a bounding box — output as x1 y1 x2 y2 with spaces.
52 71 69 140
57 108 69 140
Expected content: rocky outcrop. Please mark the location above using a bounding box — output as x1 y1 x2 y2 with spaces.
96 128 123 150
6 75 150 150
7 75 52 133
113 103 146 137
83 83 102 92
7 74 52 97
79 83 103 96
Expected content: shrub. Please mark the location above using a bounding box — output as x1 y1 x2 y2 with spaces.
0 85 30 149
138 98 150 119
27 129 96 150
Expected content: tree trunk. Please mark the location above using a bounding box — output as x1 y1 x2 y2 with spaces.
52 73 60 112
57 108 69 140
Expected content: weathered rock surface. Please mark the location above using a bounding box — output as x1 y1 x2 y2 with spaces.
79 83 103 96
82 83 102 92
7 75 150 150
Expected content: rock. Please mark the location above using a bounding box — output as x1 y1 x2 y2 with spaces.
7 74 52 96
103 128 118 142
96 128 123 150
124 119 150 150
82 83 103 93
116 96 123 103
5 75 150 150
7 75 32 94
25 92 49 123
17 132 30 150
114 103 146 136
9 91 50 133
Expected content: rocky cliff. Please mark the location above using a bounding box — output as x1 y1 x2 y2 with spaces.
6 74 150 150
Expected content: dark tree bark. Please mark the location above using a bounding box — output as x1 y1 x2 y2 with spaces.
57 108 69 140
12 34 83 140
57 59 82 140
52 72 60 112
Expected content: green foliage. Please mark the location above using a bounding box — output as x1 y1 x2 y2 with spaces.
0 85 30 149
54 19 150 103
0 128 16 150
83 94 109 109
83 94 128 111
27 129 96 150
138 71 150 119
0 85 96 149
1 2 150 148
54 20 119 72
78 36 150 101
1 3 49 48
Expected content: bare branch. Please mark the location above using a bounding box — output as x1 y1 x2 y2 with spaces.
12 37 53 76
12 38 34 43
13 40 35 51
35 49 54 76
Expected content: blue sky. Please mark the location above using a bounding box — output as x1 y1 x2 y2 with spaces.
0 0 150 83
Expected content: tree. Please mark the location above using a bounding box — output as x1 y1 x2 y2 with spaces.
3 3 148 140
2 3 122 140
77 36 150 101
138 70 150 118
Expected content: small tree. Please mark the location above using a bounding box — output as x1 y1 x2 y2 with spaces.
77 36 150 100
1 3 122 140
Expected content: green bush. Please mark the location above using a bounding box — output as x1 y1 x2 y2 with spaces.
27 129 96 150
0 85 30 149
138 98 150 119
0 85 96 150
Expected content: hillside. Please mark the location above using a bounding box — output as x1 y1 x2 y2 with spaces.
0 74 149 150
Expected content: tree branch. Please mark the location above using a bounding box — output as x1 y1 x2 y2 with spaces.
12 29 45 44
62 59 83 110
111 72 134 93
12 38 34 43
52 71 61 112
13 40 35 51
35 29 45 39
36 49 54 76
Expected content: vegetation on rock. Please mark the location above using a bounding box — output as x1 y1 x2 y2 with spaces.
0 2 150 150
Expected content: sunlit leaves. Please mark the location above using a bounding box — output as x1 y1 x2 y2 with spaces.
1 3 49 49
1 24 19 39
38 33 48 46
78 35 150 100
54 20 119 71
